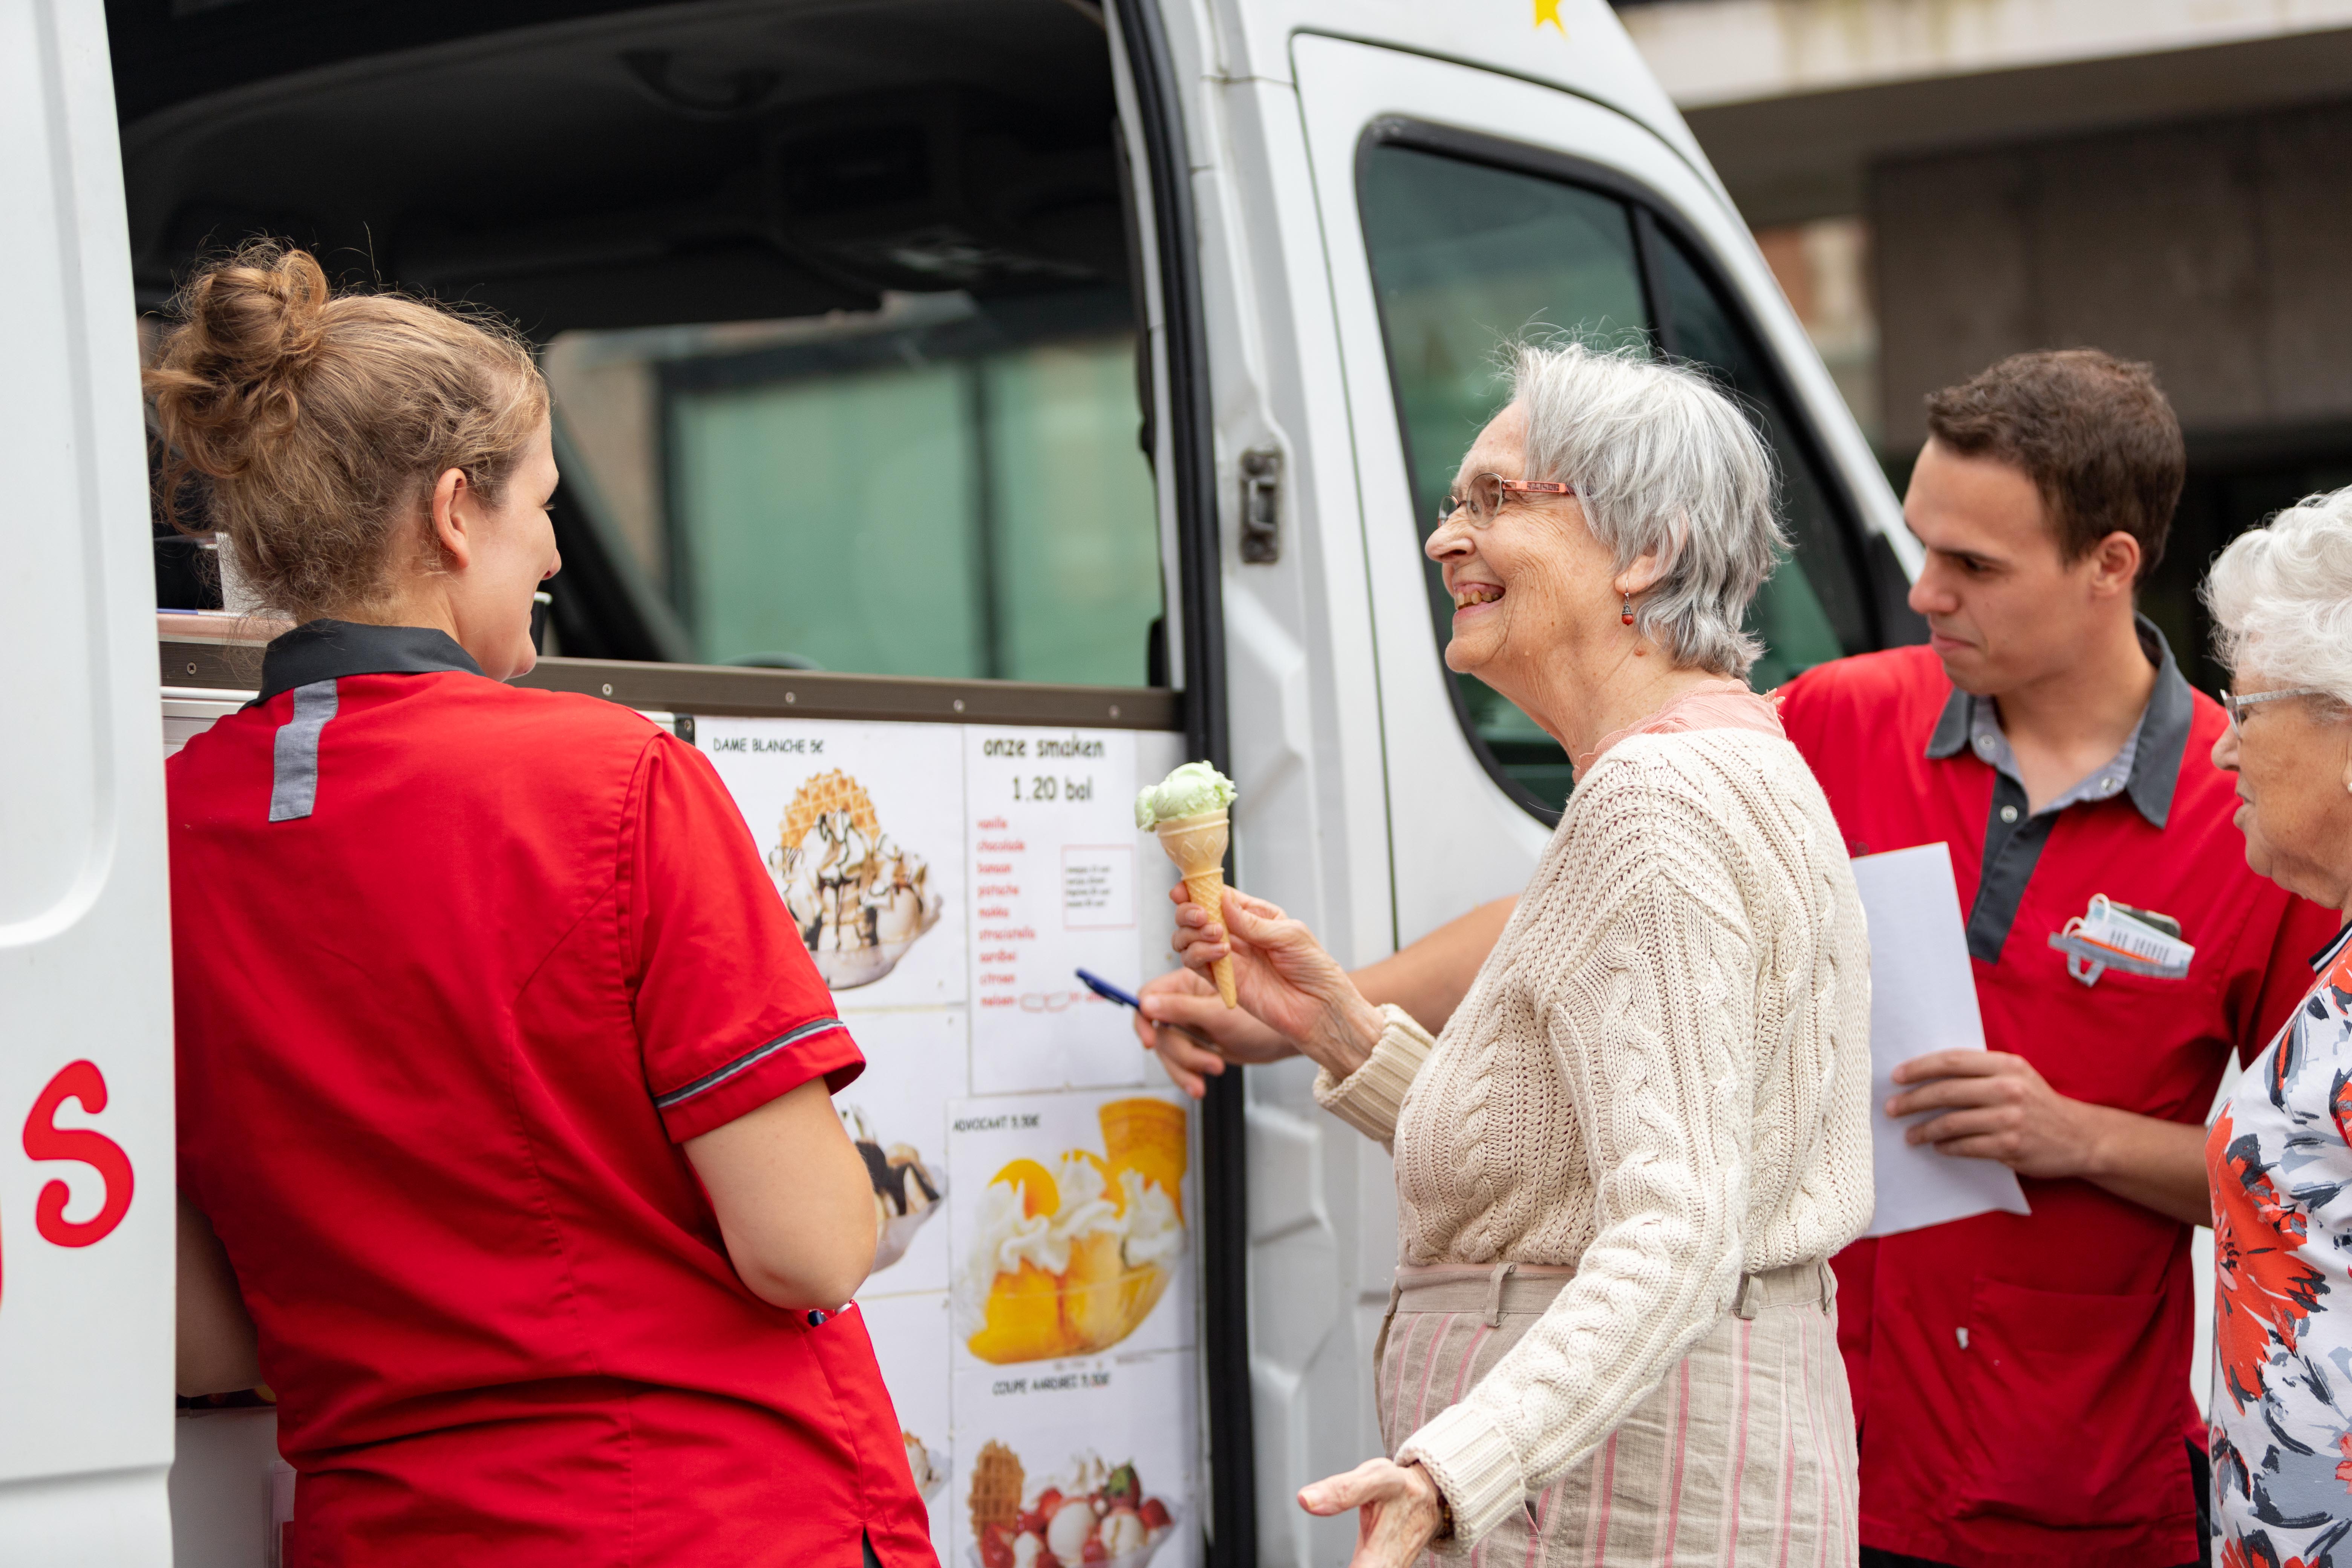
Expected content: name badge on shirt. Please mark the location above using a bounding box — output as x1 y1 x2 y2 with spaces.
2048 895 2195 986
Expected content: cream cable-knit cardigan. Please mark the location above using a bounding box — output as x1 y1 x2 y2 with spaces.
1315 727 1873 1547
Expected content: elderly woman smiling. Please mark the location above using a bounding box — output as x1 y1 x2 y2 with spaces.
1170 345 1873 1566
2199 486 2352 1568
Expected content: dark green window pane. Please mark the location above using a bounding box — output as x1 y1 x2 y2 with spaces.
1361 145 1650 533
674 362 985 677
980 343 1164 685
667 328 1160 683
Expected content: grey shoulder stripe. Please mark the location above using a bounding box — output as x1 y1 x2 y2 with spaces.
268 679 339 822
655 1017 847 1110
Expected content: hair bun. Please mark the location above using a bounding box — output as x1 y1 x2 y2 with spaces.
141 239 547 624
145 241 333 479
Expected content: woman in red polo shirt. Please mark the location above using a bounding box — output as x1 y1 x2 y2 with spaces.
161 243 933 1567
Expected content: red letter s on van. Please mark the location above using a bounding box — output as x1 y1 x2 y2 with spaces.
23 1060 136 1248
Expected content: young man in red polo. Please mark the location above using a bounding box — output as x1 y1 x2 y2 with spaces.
1137 349 2333 1568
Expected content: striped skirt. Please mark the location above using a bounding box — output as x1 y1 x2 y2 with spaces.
1376 1260 1859 1568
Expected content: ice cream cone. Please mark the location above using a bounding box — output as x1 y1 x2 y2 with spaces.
1154 810 1235 1007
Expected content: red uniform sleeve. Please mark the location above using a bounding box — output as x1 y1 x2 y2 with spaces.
2232 891 2344 1066
624 734 863 1142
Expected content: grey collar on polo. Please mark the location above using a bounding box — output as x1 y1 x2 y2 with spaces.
1925 614 2195 963
249 620 487 822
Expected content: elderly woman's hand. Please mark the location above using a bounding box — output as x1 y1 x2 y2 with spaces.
1299 1459 1447 1568
1130 967 1303 1098
1168 884 1384 1080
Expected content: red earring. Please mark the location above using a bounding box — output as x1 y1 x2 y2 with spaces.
1620 594 1634 626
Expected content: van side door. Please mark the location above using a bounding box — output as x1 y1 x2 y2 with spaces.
1182 18 1908 1564
0 0 178 1561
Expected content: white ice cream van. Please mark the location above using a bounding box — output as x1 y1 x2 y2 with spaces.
2 0 1919 1562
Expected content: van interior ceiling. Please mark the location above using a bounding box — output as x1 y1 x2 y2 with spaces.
114 0 1151 671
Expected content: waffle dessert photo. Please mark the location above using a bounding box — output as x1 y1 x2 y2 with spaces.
767 768 943 989
968 1444 1177 1568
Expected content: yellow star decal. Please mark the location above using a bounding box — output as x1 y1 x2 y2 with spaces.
1533 0 1566 32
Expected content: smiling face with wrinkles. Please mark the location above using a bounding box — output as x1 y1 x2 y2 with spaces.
1424 403 1628 730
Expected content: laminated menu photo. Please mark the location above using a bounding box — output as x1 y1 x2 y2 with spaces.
698 716 969 1006
951 1347 1199 1568
948 1089 1195 1370
839 1008 966 1297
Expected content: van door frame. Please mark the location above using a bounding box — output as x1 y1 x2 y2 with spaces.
1108 5 1257 1567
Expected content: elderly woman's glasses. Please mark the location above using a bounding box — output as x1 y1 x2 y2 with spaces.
2221 688 2331 728
1439 472 1577 529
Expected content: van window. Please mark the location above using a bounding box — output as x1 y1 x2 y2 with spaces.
545 290 1162 683
1358 140 1867 815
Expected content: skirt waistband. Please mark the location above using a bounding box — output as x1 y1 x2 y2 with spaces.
1387 1258 1836 1328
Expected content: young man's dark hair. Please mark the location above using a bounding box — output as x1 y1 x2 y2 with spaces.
1925 349 2185 581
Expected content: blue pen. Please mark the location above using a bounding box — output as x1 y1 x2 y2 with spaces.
1076 968 1222 1049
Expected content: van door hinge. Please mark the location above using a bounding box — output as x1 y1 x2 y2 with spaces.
1240 448 1282 563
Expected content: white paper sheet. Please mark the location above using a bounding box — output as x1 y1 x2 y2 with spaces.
1849 842 2033 1239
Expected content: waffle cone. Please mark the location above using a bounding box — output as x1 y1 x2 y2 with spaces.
1154 811 1236 1008
779 769 880 849
969 1439 1024 1537
1187 873 1237 1007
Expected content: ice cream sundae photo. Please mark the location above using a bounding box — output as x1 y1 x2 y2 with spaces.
958 1099 1189 1363
840 1105 945 1273
767 769 942 988
968 1445 1176 1568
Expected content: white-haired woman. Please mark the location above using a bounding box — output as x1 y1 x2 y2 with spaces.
2200 485 2352 1568
1170 345 1873 1566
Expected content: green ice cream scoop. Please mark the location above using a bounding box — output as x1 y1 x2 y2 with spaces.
1135 761 1237 829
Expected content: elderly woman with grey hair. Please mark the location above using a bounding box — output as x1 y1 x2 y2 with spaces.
1169 344 1873 1567
2199 485 2352 1568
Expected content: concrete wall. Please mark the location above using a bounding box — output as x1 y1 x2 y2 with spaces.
1871 96 2352 449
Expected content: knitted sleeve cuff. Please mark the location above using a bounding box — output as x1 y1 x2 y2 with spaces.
1311 1004 1433 1145
1398 1402 1525 1552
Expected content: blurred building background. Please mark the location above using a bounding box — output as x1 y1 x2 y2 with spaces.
1619 0 2352 687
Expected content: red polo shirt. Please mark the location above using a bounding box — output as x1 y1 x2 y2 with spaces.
171 621 934 1568
1778 633 2331 1568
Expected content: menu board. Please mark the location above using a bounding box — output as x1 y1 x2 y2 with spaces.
696 717 1196 1568
967 728 1148 1093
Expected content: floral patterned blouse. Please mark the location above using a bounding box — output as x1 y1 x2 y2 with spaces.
2209 921 2352 1567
